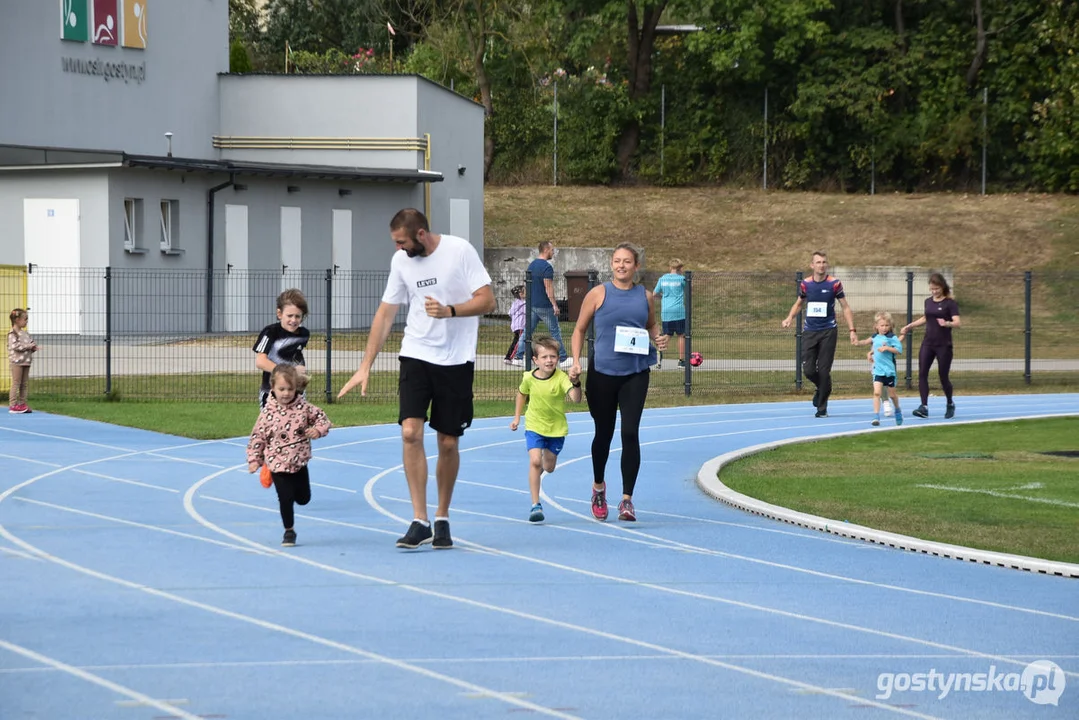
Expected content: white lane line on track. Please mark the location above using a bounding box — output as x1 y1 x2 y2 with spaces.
6 652 1079 674
533 426 1079 623
370 479 1079 681
0 639 201 720
0 545 41 560
313 456 384 471
12 497 275 556
71 469 179 493
310 482 358 494
2 463 584 720
185 471 944 719
0 452 62 467
553 497 879 548
460 478 871 548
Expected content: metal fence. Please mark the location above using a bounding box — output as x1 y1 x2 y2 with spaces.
8 266 1077 404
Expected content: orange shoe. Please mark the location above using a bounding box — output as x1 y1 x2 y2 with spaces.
259 465 273 488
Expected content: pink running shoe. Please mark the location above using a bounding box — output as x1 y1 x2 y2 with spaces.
617 498 636 522
591 485 609 521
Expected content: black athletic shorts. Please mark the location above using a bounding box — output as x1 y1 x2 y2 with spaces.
873 374 897 388
398 357 475 436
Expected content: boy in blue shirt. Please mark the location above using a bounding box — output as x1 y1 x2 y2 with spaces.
653 259 687 367
857 311 905 426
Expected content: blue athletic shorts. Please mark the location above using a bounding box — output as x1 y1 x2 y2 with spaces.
662 319 686 336
525 430 565 454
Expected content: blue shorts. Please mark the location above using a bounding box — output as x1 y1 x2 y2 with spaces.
873 375 897 388
525 430 565 454
662 319 686 335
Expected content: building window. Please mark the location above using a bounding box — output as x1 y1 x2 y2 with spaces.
124 198 147 253
160 199 183 254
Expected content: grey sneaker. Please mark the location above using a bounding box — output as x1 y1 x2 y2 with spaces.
944 403 955 419
912 405 929 418
432 519 453 549
395 521 433 549
281 529 297 547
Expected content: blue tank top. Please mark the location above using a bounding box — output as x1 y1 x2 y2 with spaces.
593 282 656 375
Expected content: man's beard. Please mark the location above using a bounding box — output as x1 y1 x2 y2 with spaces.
405 238 427 257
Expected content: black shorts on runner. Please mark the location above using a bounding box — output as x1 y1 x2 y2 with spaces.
873 374 897 388
662 319 685 336
398 357 475 436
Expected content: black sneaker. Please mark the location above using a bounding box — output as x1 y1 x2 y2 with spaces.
677 359 686 368
432 519 453 549
395 521 433 549
281 529 297 547
812 388 820 407
912 405 929 418
944 403 955 419
815 408 828 418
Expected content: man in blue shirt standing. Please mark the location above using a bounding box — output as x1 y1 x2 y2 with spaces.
514 241 570 366
781 251 859 417
653 258 687 367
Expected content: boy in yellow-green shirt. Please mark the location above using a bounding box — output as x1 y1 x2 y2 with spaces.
510 336 583 522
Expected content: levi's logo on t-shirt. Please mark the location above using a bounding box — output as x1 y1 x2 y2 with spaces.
417 278 437 288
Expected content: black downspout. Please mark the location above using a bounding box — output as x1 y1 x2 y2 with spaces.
206 175 235 333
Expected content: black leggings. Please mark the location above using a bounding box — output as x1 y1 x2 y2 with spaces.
918 343 954 405
272 466 311 529
505 330 522 360
802 328 838 408
586 367 650 497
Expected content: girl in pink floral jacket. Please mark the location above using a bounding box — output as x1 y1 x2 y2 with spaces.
8 308 38 414
247 364 331 547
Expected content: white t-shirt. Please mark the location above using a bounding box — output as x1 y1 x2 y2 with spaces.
382 234 492 365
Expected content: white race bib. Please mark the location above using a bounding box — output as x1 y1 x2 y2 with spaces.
613 326 650 355
806 301 828 318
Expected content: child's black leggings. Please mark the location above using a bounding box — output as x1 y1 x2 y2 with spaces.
918 343 954 405
585 367 650 497
505 330 522 360
272 466 311 529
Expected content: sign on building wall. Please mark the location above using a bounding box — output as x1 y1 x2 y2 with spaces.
61 0 147 49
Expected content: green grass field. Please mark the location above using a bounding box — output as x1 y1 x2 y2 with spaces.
718 418 1079 563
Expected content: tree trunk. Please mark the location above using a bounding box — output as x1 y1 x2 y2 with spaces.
615 1 667 181
463 5 496 180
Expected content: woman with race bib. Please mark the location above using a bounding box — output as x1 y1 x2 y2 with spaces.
569 243 667 523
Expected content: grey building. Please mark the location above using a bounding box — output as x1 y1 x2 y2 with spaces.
0 0 483 335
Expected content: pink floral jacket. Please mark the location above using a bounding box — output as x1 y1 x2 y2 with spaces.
7 329 36 366
246 394 331 474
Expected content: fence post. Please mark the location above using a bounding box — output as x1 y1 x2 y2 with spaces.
683 270 692 397
524 269 534 370
794 271 803 390
325 268 334 403
905 271 914 390
104 266 112 397
1024 270 1032 385
660 84 666 179
587 270 598 361
762 87 769 190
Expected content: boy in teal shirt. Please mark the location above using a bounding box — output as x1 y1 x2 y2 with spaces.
653 259 687 367
510 337 583 522
857 311 905 426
